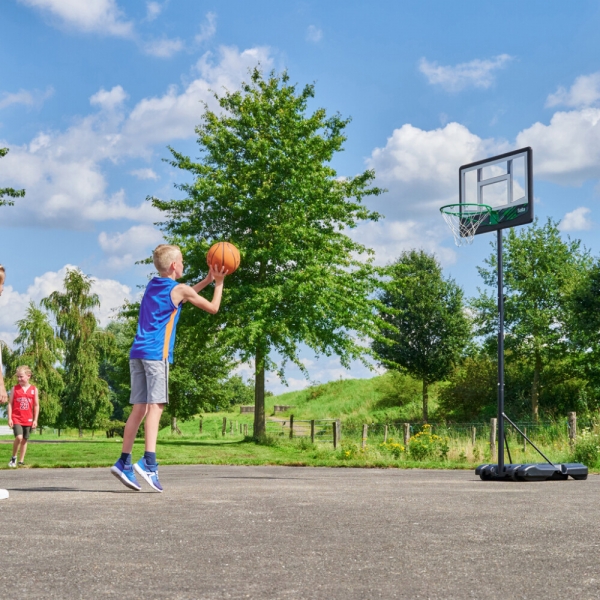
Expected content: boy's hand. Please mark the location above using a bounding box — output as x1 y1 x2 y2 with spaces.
211 264 228 284
0 387 6 404
32 421 37 429
7 419 12 428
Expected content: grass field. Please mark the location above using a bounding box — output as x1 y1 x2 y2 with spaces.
0 374 593 471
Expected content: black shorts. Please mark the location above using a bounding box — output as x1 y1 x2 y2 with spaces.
13 425 32 440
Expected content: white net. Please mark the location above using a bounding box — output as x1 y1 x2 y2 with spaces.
440 204 492 247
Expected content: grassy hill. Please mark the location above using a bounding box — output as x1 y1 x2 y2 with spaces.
257 371 439 427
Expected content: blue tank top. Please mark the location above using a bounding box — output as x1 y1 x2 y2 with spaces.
130 277 182 363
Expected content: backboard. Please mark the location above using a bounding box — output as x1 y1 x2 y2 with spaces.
459 147 533 236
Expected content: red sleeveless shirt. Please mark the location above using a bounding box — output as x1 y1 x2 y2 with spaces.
11 385 36 426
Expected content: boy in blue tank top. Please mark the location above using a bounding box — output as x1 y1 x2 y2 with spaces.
111 244 226 492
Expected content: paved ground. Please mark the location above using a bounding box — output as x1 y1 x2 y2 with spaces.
0 465 599 599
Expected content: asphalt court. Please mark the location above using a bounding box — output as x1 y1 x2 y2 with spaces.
0 465 599 599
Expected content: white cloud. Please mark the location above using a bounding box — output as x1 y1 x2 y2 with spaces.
18 0 134 38
143 37 184 58
546 72 600 108
195 12 217 45
98 225 164 270
0 265 131 346
352 220 457 267
306 25 323 43
559 207 593 232
90 85 128 110
366 122 504 219
145 1 162 21
419 54 513 92
516 108 600 185
0 87 54 110
0 46 273 229
130 168 158 180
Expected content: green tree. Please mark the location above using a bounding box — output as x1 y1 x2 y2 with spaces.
12 302 64 432
0 148 25 207
372 250 471 421
153 68 384 437
472 218 590 420
42 269 113 436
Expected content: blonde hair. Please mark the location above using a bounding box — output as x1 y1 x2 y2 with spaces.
152 244 181 273
0 264 5 284
15 365 32 377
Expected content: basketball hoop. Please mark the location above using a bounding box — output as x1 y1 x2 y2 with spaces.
440 203 492 247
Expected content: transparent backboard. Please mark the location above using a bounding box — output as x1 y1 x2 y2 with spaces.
459 147 533 235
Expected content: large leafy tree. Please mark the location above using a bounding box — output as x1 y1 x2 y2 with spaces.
372 250 471 421
0 148 25 207
153 68 384 437
12 302 64 432
42 269 113 436
472 218 590 420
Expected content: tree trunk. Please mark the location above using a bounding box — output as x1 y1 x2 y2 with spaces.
171 416 181 434
253 345 266 439
422 379 428 422
531 352 541 421
78 427 83 438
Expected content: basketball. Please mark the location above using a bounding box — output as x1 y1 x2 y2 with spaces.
206 241 240 274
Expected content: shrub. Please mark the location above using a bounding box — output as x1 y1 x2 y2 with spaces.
407 424 448 461
379 438 405 459
572 430 600 467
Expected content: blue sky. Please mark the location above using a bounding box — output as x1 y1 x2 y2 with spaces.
2 0 600 393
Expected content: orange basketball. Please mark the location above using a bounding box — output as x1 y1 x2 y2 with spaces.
206 241 240 274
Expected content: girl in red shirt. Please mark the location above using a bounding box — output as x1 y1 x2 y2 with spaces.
7 366 39 468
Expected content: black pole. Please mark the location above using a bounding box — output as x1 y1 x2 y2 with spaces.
497 229 505 474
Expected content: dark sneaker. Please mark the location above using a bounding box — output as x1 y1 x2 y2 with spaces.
17 462 25 467
8 457 16 469
110 459 141 491
134 458 163 492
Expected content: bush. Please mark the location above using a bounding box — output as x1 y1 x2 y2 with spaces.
407 424 448 461
379 438 405 459
572 430 600 467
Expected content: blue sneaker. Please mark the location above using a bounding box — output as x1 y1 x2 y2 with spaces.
134 458 163 492
110 459 141 491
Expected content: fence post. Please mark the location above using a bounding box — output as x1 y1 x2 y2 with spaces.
289 414 294 439
471 426 476 445
568 412 577 446
243 423 248 436
362 424 368 449
523 427 527 452
384 425 388 444
199 415 203 434
490 418 497 462
403 423 410 447
310 420 315 444
222 417 227 437
333 421 338 449
337 419 341 444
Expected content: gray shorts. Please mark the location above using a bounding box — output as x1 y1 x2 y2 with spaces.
130 359 169 405
13 424 32 439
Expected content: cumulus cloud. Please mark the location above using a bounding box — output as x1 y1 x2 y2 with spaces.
559 207 593 232
0 265 131 346
98 224 164 270
145 1 162 21
0 46 273 229
351 220 457 267
130 168 158 180
306 25 323 43
143 37 184 58
419 54 513 92
546 72 600 108
18 0 134 38
516 108 600 185
195 12 217 45
0 87 54 110
89 85 128 110
366 122 504 220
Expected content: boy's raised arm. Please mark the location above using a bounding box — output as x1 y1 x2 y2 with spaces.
172 269 225 315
